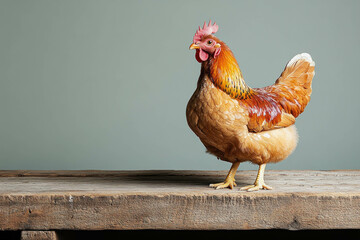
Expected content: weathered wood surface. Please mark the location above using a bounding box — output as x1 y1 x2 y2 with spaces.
0 170 359 230
21 231 57 240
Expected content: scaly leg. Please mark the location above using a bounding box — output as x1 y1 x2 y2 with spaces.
240 163 272 192
209 162 240 190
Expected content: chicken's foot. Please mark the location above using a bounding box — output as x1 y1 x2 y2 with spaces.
240 163 272 192
209 162 240 190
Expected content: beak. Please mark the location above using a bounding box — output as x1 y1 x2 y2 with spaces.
189 43 200 50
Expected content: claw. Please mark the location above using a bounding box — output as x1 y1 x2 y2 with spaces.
210 180 237 190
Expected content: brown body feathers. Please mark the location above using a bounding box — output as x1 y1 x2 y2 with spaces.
187 36 315 164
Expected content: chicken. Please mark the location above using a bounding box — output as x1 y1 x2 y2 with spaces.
186 21 315 191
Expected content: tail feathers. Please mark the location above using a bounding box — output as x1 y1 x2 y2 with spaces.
242 53 315 132
276 53 315 91
269 53 315 118
287 53 315 67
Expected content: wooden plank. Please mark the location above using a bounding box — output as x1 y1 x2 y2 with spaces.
0 170 359 230
21 231 57 240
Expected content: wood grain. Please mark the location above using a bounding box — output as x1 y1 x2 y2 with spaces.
0 170 359 230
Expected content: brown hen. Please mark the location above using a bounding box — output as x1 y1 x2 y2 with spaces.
186 21 315 191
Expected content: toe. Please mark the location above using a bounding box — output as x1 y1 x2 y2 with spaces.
240 185 255 191
216 184 230 190
209 183 222 188
246 186 261 192
240 183 273 192
263 184 273 190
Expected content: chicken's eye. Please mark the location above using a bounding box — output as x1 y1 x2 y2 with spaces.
207 40 213 45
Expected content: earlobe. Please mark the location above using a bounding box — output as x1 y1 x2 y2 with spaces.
214 47 221 58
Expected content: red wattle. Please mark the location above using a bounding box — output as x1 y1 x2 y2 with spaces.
195 49 209 62
199 48 209 61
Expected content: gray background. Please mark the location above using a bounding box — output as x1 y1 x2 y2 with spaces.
0 0 359 171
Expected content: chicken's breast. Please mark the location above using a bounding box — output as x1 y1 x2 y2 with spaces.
186 75 298 165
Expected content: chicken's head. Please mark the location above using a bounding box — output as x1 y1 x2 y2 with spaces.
190 20 221 63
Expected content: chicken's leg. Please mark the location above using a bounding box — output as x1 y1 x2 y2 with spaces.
209 162 240 190
240 164 272 192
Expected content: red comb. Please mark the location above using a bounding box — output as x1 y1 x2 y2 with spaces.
193 20 219 43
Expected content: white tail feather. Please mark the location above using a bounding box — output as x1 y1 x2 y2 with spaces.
287 53 315 67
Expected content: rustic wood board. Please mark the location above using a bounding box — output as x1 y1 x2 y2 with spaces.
0 170 359 230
